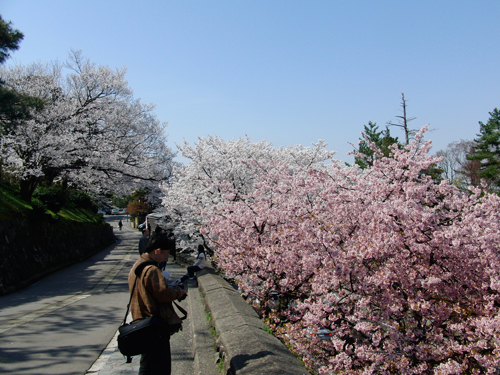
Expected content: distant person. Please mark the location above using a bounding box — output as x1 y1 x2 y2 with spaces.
149 226 163 243
139 228 149 255
118 220 123 230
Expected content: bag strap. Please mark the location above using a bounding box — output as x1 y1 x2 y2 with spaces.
122 260 188 324
173 301 187 320
122 260 158 325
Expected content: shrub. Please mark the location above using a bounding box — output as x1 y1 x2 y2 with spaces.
30 198 47 218
67 190 97 211
32 185 66 213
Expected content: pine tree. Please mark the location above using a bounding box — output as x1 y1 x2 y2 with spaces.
355 121 399 169
0 15 23 64
467 108 500 189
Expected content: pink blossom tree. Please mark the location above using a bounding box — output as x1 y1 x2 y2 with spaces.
204 127 500 374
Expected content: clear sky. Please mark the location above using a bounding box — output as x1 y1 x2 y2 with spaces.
2 1 499 164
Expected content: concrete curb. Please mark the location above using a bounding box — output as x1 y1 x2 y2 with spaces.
187 277 220 375
177 253 310 375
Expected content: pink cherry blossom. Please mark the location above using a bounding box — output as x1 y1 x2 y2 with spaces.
202 127 500 373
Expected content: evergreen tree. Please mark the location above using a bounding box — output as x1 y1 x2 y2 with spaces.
0 15 24 182
468 108 500 189
0 15 23 63
0 15 26 125
354 121 399 169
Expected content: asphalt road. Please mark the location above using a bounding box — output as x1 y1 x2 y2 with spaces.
0 215 180 375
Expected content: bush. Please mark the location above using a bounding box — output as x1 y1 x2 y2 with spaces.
30 198 47 218
31 198 46 212
67 190 97 211
32 185 66 213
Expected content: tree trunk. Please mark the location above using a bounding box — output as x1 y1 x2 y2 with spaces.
19 176 39 202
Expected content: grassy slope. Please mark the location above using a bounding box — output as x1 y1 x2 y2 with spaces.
0 182 103 224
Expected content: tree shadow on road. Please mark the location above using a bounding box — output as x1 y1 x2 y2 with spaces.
0 284 131 374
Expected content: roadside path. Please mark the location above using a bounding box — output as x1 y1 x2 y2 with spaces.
84 261 218 375
0 217 133 374
0 216 218 375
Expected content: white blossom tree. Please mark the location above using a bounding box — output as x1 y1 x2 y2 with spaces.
159 135 335 248
0 51 174 201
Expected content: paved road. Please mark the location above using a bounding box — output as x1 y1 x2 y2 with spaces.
0 216 195 375
85 263 197 375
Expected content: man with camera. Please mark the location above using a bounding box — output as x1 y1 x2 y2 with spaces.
128 236 187 375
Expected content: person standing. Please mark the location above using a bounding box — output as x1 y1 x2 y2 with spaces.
151 226 167 270
139 228 149 255
128 237 187 375
166 232 176 261
118 220 123 230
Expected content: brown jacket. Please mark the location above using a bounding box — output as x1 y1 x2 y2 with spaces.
128 254 183 326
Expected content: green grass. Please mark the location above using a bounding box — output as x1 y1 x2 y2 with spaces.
0 182 104 224
0 182 32 218
261 322 274 335
57 203 103 224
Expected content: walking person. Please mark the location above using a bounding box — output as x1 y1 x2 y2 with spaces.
118 220 123 230
128 236 187 375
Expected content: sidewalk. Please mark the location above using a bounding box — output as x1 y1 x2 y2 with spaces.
85 260 219 375
85 253 310 375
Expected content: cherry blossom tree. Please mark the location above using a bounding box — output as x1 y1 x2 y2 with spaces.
159 135 334 247
204 127 500 374
0 50 174 201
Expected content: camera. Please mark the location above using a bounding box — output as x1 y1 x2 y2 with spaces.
170 278 188 301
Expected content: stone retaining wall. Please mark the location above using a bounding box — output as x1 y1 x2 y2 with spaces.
177 252 310 375
0 216 115 294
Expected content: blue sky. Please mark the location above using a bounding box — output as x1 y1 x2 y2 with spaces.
2 1 499 163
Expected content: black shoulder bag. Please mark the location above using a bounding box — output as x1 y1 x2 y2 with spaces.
117 261 187 363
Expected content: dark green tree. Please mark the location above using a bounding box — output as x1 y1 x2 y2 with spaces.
354 121 400 169
0 15 24 183
0 15 26 126
0 15 23 63
467 108 500 189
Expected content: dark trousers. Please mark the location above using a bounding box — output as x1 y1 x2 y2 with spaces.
139 339 171 375
187 265 202 277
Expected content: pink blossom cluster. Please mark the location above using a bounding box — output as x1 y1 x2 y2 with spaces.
203 128 500 374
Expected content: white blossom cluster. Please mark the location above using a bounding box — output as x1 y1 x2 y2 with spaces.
0 51 175 198
159 135 336 245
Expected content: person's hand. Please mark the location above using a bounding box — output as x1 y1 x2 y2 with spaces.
177 288 187 301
